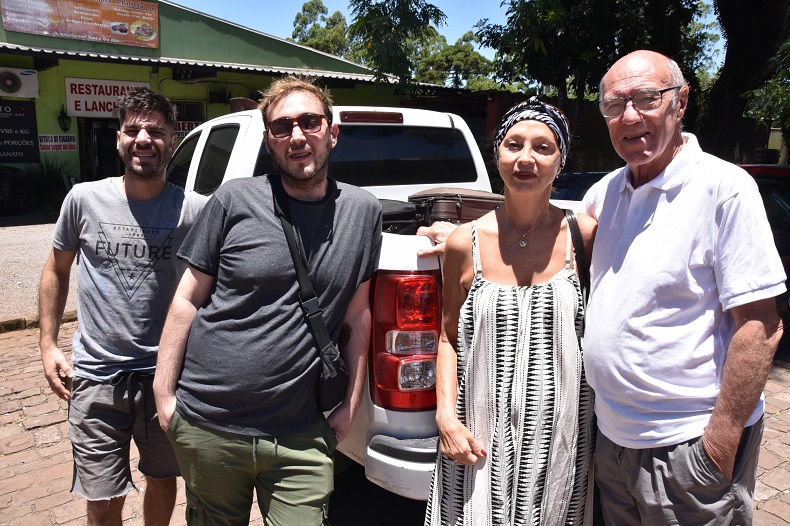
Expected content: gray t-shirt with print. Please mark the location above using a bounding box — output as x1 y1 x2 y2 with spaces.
175 175 382 436
52 178 207 381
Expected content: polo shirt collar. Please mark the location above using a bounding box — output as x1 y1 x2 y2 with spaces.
621 133 701 194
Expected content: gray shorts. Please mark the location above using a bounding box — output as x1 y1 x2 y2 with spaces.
68 374 180 501
595 419 763 525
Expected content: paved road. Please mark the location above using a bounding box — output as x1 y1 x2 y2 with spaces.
0 322 430 525
1 323 789 525
0 207 77 327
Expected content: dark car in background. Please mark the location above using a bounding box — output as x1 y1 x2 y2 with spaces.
739 165 790 347
552 171 608 202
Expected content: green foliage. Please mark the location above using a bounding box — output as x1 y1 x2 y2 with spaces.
686 0 722 88
411 26 449 85
744 39 790 148
442 32 493 89
477 0 700 105
290 0 494 89
697 0 789 159
23 155 75 207
465 76 503 92
291 0 350 57
348 0 447 86
292 0 328 41
413 30 493 88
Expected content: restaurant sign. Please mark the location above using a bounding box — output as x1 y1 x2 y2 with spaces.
65 78 150 118
1 0 160 49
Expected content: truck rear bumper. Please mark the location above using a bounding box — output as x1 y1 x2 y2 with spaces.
365 435 438 501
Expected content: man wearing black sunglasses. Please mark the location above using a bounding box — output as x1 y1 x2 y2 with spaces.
581 50 785 525
264 109 334 199
154 77 382 525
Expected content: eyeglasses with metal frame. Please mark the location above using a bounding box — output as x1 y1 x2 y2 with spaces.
266 113 327 138
598 86 681 118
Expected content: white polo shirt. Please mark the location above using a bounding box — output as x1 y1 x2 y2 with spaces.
582 133 786 448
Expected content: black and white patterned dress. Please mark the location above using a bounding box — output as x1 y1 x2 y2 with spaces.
425 219 595 526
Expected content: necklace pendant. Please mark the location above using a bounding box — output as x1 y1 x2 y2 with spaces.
518 239 527 248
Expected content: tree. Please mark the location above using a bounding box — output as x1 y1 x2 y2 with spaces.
684 0 722 92
441 32 493 89
479 0 700 102
475 1 779 168
290 1 490 90
413 30 493 88
744 38 790 156
412 27 450 85
291 0 350 57
697 0 790 160
348 0 447 85
477 0 695 168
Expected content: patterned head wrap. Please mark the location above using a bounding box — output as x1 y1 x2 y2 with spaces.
494 96 570 169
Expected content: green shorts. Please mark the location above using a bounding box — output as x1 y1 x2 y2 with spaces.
167 410 338 526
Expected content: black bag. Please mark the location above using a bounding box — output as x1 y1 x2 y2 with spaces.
380 199 418 234
565 209 590 333
564 209 590 303
271 176 349 411
315 341 349 411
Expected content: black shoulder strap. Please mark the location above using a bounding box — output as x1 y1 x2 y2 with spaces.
565 209 590 304
270 175 335 353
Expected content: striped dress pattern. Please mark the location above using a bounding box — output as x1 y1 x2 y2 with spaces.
425 219 595 526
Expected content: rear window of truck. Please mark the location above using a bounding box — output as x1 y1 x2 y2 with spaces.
254 125 478 186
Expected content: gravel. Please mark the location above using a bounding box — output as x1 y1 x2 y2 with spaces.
0 207 78 323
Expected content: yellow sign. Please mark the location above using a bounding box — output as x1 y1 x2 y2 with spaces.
1 0 160 49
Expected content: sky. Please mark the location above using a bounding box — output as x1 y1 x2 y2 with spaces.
170 0 509 58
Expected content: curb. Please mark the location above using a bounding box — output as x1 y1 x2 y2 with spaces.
0 310 77 333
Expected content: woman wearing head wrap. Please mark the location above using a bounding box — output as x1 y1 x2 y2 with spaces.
425 98 598 526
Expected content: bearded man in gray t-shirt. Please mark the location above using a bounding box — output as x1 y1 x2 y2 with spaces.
154 77 382 526
38 87 206 526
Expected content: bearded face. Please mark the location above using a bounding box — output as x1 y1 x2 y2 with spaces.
263 92 338 195
116 110 176 181
267 126 334 192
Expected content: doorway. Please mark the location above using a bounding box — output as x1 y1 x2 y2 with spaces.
80 119 121 181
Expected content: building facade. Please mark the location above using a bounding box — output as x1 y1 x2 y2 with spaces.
1 0 404 183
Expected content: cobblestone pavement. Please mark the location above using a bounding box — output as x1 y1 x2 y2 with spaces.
1 322 790 525
0 322 264 526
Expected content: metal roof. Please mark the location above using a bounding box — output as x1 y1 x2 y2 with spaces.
0 42 388 84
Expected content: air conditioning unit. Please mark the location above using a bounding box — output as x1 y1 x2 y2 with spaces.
0 67 39 98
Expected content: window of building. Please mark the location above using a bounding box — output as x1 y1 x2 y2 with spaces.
174 100 205 122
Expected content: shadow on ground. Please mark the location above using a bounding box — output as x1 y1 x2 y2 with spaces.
0 204 59 227
330 461 428 525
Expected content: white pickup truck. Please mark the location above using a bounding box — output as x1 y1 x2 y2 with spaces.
166 106 494 500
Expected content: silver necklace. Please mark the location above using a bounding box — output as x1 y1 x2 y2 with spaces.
502 206 549 248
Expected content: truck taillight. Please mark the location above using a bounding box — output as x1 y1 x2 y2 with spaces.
371 271 440 411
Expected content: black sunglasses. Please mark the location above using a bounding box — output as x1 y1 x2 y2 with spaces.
266 113 327 138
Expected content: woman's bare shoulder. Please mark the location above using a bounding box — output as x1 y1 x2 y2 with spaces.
445 221 474 252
